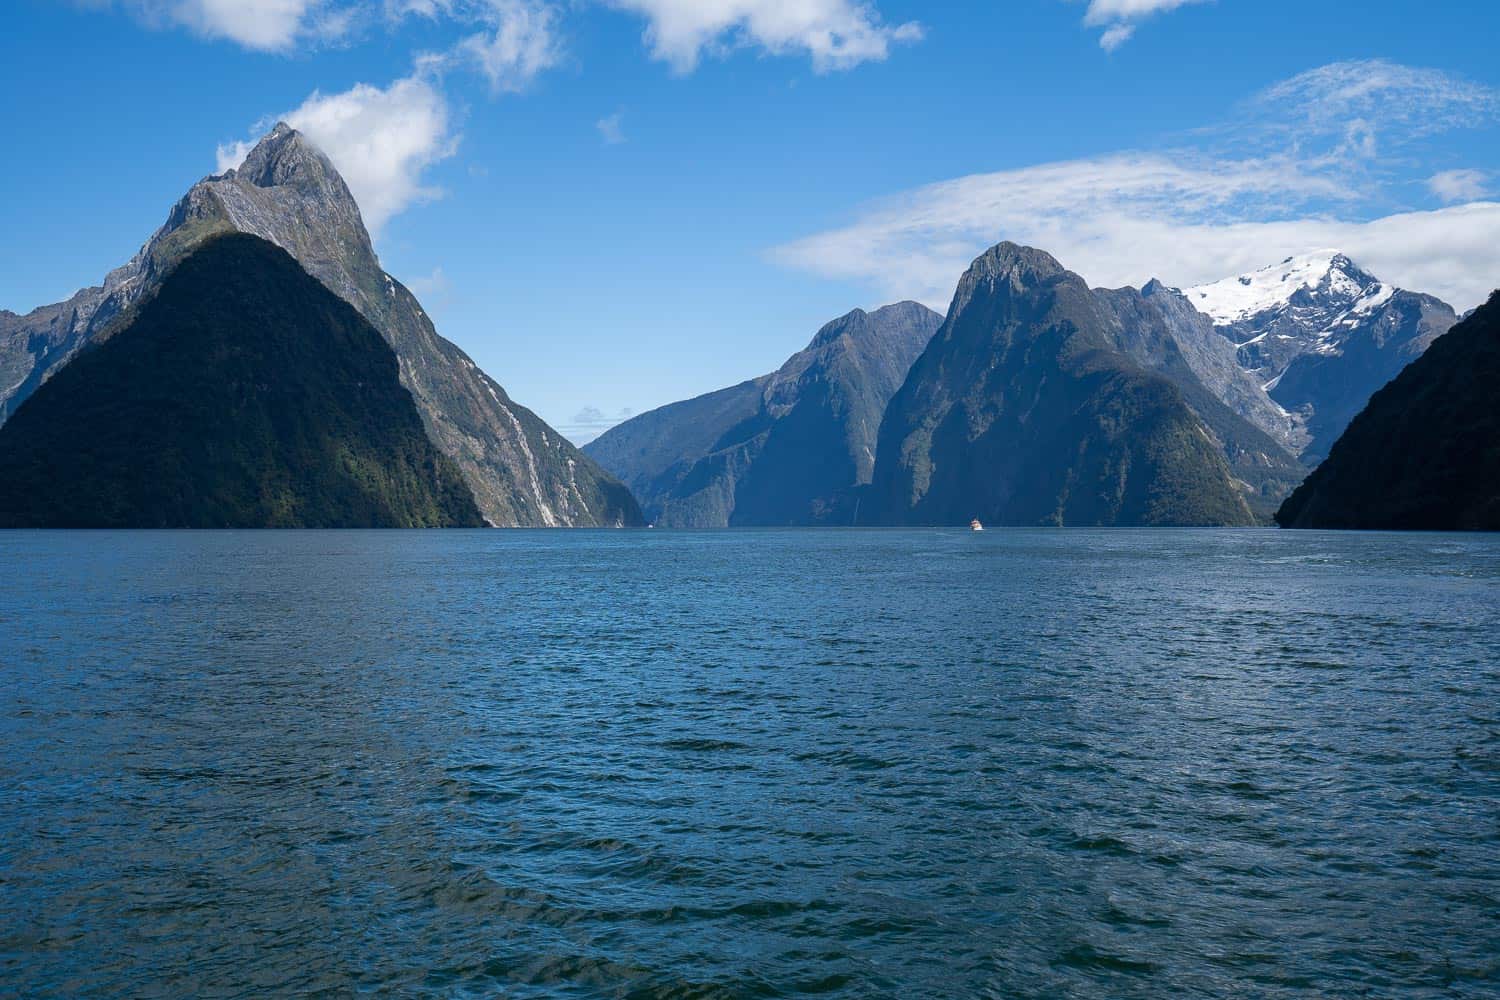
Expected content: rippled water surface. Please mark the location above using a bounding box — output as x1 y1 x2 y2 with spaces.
2 529 1498 998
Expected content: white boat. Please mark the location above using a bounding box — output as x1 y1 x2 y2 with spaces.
970 519 984 532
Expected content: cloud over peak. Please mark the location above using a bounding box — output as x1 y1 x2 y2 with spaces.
218 73 458 236
773 60 1500 313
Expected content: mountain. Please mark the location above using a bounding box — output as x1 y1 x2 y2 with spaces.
0 234 484 528
867 243 1257 527
1093 281 1307 515
585 302 942 526
1184 251 1457 463
1276 291 1500 531
0 123 640 527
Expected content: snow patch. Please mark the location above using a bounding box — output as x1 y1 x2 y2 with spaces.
1186 250 1352 325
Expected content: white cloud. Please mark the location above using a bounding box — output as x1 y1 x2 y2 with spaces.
1245 59 1500 148
1097 23 1133 52
1428 169 1490 204
774 61 1500 313
217 74 458 235
1078 0 1207 50
1083 0 1205 24
119 0 353 51
460 0 562 93
607 0 922 74
596 112 626 144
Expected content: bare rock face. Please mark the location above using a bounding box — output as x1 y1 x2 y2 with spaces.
0 123 640 527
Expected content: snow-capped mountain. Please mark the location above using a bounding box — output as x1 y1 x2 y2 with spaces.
1184 251 1457 463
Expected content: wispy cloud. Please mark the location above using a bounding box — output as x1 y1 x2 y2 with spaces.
217 72 459 235
774 61 1500 311
606 0 922 74
1077 0 1209 51
459 0 562 94
1243 59 1500 150
110 0 357 51
561 405 635 444
404 266 452 300
596 111 626 144
1428 169 1490 203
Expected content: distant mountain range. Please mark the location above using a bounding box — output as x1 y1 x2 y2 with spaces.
588 242 1483 529
0 124 639 528
586 303 941 526
1 125 1488 529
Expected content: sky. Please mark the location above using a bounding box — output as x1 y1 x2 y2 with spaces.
3 1 1499 443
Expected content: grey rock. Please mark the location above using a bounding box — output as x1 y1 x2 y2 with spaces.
0 123 639 527
867 243 1257 527
1094 282 1307 515
586 301 942 526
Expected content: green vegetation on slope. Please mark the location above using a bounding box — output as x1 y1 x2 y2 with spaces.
870 244 1256 527
0 233 484 528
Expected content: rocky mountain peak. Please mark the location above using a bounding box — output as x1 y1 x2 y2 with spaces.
231 123 334 189
807 307 869 350
967 242 1068 286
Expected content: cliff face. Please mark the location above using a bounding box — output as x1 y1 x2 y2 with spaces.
587 302 942 526
868 244 1256 527
0 234 484 528
0 124 640 527
1093 282 1308 517
1277 291 1500 531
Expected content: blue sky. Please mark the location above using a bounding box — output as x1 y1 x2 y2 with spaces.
4 1 1499 442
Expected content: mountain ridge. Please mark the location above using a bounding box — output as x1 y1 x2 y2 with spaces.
0 123 640 527
1182 251 1458 462
586 301 942 526
868 242 1258 527
0 233 485 528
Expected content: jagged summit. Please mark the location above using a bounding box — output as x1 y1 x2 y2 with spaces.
0 121 640 527
1178 250 1457 464
869 242 1257 526
229 122 345 194
1185 250 1389 326
807 301 934 350
965 242 1068 284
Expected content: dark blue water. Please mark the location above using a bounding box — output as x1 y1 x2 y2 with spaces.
1 529 1498 998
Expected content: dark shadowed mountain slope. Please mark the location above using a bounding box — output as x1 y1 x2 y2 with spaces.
0 234 483 528
1276 291 1500 531
586 302 942 526
0 124 639 527
1094 282 1307 517
868 244 1256 527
